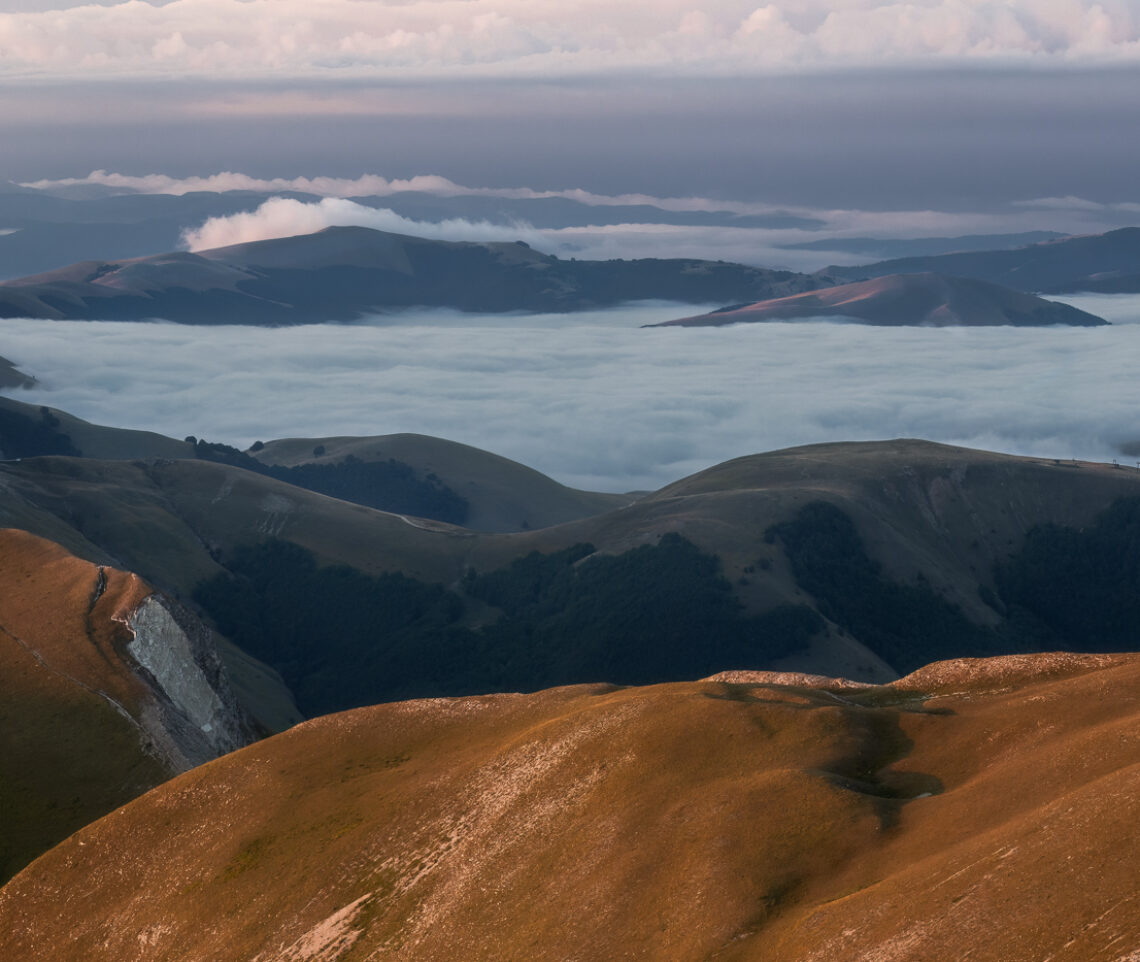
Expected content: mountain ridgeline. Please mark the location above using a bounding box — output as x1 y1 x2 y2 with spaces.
826 226 1140 293
191 438 470 525
7 404 1140 724
0 225 823 323
652 272 1108 327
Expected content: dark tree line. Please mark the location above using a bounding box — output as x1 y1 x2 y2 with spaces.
194 534 822 716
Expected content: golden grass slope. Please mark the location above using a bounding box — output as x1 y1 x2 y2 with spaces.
0 529 172 882
3 651 1140 960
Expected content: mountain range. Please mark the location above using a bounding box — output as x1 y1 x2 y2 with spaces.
0 225 822 323
827 226 1140 293
2 210 1140 956
0 223 1135 325
6 396 1140 954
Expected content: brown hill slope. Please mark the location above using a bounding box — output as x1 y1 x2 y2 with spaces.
0 529 256 882
650 272 1107 327
4 652 1139 961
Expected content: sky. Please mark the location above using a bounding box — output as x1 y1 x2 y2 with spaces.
2 1 1140 217
3 295 1140 492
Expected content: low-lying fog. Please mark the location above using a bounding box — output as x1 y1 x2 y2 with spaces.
2 293 1138 492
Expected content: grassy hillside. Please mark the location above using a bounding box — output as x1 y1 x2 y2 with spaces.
6 438 1140 706
0 530 180 882
252 433 634 533
0 396 191 460
4 652 1139 960
0 398 628 532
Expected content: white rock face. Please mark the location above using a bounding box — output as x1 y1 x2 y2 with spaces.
127 596 246 760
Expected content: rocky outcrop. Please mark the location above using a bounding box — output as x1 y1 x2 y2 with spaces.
0 529 257 881
124 594 251 768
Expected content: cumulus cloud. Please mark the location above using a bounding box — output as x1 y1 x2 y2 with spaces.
3 295 1139 492
180 197 543 251
1 0 1138 81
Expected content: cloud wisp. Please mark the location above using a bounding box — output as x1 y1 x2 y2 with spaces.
181 197 543 251
2 295 1139 492
2 0 1139 81
169 188 1138 269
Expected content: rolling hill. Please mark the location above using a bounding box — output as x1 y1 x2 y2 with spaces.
250 433 634 533
650 273 1108 327
0 225 823 323
0 396 628 532
825 226 1140 293
4 652 1140 961
0 529 261 882
7 421 1140 715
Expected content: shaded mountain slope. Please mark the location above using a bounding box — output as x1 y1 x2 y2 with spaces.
4 653 1140 961
7 438 1140 700
826 226 1140 293
251 433 635 533
650 272 1107 327
0 396 192 460
0 529 258 882
0 355 34 389
0 398 624 532
0 225 823 323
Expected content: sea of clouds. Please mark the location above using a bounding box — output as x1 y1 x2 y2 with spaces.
2 294 1139 492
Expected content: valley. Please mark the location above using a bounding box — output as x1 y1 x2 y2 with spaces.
5 2 1140 957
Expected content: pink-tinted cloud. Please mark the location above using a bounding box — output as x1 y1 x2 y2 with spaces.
1 0 1138 81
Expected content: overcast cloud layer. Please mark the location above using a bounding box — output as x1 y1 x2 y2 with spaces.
2 294 1138 492
2 0 1139 80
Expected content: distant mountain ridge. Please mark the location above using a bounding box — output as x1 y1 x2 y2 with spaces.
0 225 825 323
1 223 1136 323
825 226 1140 293
650 272 1108 327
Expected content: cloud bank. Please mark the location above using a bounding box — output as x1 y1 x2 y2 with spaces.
181 197 542 251
170 187 1138 268
3 295 1138 492
23 168 810 218
2 0 1139 81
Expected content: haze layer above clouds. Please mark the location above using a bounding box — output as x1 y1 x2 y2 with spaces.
3 295 1138 492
